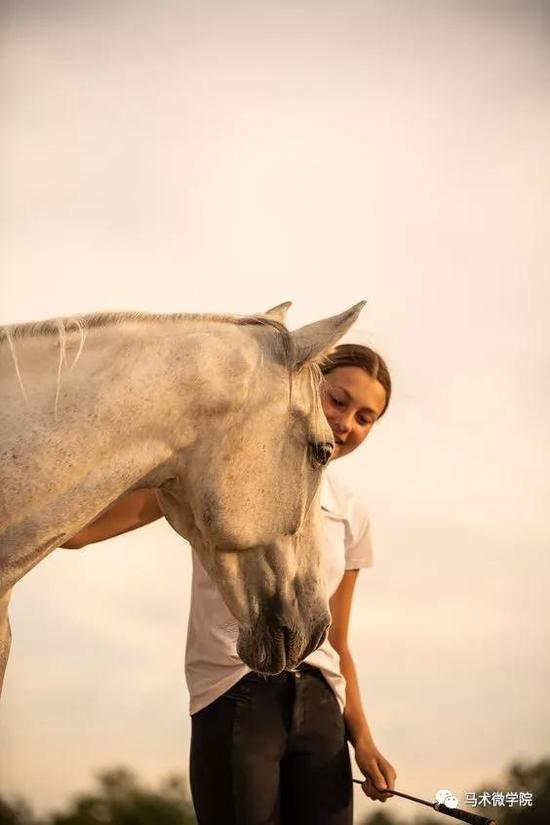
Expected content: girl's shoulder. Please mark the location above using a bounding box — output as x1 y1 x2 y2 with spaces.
321 466 370 527
322 468 374 568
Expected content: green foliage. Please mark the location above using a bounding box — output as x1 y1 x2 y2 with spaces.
472 757 550 825
0 797 42 825
48 768 197 825
0 769 196 825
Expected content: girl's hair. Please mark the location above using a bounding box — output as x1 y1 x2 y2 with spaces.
320 343 392 418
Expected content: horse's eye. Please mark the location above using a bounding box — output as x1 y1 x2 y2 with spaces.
309 441 334 467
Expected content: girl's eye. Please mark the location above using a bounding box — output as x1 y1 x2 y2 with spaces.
330 395 345 408
357 416 373 427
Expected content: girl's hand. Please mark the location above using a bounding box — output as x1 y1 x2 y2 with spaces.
354 741 397 803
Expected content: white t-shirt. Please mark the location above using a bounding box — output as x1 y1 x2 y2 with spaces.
185 466 373 715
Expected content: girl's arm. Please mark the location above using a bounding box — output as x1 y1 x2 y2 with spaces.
62 489 163 548
329 569 397 803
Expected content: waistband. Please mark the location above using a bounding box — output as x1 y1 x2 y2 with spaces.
245 663 321 683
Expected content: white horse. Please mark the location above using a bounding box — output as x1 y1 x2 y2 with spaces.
0 301 364 694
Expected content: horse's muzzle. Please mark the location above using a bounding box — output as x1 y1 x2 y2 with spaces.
236 611 330 674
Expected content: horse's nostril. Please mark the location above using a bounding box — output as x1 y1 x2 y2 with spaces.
309 441 334 467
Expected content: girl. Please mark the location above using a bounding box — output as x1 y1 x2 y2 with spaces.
64 343 396 824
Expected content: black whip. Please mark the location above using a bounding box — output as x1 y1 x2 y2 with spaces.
352 780 496 825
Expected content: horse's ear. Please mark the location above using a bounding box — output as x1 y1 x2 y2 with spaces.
290 301 366 368
263 301 292 324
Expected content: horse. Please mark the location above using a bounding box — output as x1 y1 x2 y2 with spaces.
0 301 364 695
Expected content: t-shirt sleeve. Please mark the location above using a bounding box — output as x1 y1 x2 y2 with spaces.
345 498 374 570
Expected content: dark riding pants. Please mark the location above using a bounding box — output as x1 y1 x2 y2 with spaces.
190 664 353 825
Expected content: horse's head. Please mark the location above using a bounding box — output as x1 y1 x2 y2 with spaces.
158 302 364 673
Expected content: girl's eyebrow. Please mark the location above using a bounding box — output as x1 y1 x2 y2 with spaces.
332 385 378 418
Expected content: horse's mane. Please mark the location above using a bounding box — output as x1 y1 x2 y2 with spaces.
0 310 286 342
0 311 297 410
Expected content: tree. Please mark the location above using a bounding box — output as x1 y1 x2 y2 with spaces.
0 797 41 825
472 758 550 825
48 768 197 825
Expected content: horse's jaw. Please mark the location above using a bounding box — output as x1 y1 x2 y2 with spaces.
198 534 330 674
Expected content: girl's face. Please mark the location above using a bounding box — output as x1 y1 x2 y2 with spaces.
321 366 387 460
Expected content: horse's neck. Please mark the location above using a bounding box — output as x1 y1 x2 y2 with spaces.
0 319 254 578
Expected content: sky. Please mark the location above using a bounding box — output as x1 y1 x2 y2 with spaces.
1 1 549 822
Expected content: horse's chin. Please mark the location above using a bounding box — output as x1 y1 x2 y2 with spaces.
237 628 288 675
236 618 329 675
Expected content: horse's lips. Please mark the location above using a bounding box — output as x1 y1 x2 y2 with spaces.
236 626 288 675
236 613 330 675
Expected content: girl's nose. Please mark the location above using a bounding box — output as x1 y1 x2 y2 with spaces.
338 410 354 433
